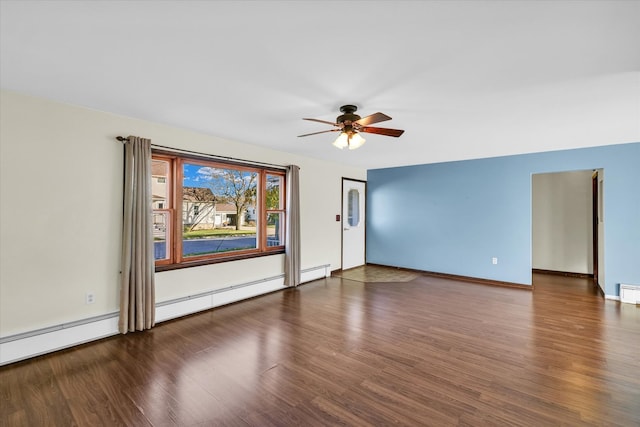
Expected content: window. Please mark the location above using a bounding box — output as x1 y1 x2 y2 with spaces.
152 153 286 269
266 174 285 246
152 159 171 262
348 188 360 227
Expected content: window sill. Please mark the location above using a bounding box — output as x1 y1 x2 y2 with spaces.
155 248 285 272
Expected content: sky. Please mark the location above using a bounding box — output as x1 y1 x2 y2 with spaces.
182 163 259 192
183 163 212 188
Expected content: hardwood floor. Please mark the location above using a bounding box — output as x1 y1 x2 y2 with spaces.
1 270 638 426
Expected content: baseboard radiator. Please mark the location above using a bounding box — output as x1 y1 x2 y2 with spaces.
0 264 330 366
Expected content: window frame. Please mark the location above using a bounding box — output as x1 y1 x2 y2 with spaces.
152 155 175 267
152 151 286 271
264 173 286 249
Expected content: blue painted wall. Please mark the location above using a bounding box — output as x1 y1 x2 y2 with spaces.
367 142 640 297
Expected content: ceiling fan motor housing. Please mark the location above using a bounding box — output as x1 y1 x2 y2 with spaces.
337 105 361 126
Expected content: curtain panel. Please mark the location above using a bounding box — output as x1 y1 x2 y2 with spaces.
285 165 301 286
119 136 156 333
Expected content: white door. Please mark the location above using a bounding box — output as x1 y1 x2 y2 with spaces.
342 179 366 270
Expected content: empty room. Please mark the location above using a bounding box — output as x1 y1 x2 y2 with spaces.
1 1 639 426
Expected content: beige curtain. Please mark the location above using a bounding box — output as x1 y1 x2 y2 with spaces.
284 165 301 286
119 136 155 333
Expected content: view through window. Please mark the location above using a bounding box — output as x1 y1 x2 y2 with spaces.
152 154 286 268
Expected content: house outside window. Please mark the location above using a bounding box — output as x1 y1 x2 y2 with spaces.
152 153 286 269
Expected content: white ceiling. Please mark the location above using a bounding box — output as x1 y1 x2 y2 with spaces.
1 1 638 169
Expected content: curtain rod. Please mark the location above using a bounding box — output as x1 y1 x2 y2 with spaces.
115 136 288 170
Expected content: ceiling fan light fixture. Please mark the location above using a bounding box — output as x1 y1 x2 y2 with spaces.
347 132 366 150
332 132 349 149
332 131 366 150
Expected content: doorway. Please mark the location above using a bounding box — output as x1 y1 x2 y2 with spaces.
342 178 366 270
531 169 604 293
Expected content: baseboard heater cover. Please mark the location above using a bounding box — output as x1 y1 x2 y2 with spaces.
0 264 330 366
620 284 640 304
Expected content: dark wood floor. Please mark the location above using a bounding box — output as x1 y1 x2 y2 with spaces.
1 270 639 426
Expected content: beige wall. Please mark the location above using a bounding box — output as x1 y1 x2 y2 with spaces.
0 90 366 336
532 170 594 274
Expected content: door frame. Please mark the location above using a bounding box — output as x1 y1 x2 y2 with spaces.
341 177 367 270
592 170 598 287
531 169 605 292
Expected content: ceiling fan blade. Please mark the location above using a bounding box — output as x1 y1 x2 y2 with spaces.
303 118 339 127
360 126 405 137
298 129 340 138
355 112 391 126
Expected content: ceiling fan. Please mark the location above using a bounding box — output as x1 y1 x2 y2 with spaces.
298 105 404 150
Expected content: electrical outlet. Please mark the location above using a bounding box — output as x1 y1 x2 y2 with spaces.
492 257 498 265
85 292 95 304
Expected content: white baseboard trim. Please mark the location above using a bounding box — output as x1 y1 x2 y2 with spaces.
605 294 621 301
0 264 330 366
